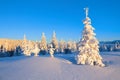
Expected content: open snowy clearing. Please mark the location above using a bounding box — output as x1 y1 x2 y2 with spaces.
0 52 120 80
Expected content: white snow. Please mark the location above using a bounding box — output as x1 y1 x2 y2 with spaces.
0 52 120 80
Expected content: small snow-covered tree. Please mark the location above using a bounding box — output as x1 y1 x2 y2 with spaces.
4 40 8 52
114 41 120 51
21 35 32 56
51 31 59 53
0 45 6 53
40 33 47 55
64 41 72 54
76 8 105 67
109 45 113 51
14 46 22 56
71 41 77 52
23 40 33 56
67 41 72 50
0 45 6 57
59 40 65 53
103 44 107 51
32 43 40 56
48 44 55 57
21 34 28 51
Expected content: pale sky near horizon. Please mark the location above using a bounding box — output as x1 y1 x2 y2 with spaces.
0 0 120 41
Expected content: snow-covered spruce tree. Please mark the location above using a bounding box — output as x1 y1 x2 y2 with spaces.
32 43 40 56
22 34 27 51
66 41 72 53
71 41 77 52
59 40 65 53
22 35 32 56
23 40 33 56
76 8 105 67
51 31 59 53
40 32 47 55
22 34 27 54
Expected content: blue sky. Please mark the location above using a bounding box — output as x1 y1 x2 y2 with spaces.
0 0 120 42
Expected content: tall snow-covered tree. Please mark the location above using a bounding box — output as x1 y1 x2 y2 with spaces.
51 31 59 52
76 8 105 67
40 32 47 54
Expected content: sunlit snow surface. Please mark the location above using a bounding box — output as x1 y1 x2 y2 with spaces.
0 52 120 80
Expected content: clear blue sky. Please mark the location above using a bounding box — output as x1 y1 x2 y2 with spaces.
0 0 120 41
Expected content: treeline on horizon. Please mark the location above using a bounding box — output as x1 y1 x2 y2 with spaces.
0 38 120 55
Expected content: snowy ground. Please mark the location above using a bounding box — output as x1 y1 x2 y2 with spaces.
0 52 120 80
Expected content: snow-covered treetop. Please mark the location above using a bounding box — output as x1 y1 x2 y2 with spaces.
84 7 89 18
83 8 91 25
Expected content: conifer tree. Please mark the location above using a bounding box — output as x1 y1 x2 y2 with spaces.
76 8 105 67
67 41 72 50
32 43 40 56
51 31 59 53
71 41 77 52
40 33 47 54
59 40 65 53
22 35 31 56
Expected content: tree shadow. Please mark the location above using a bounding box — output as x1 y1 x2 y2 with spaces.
55 54 77 64
103 61 114 67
